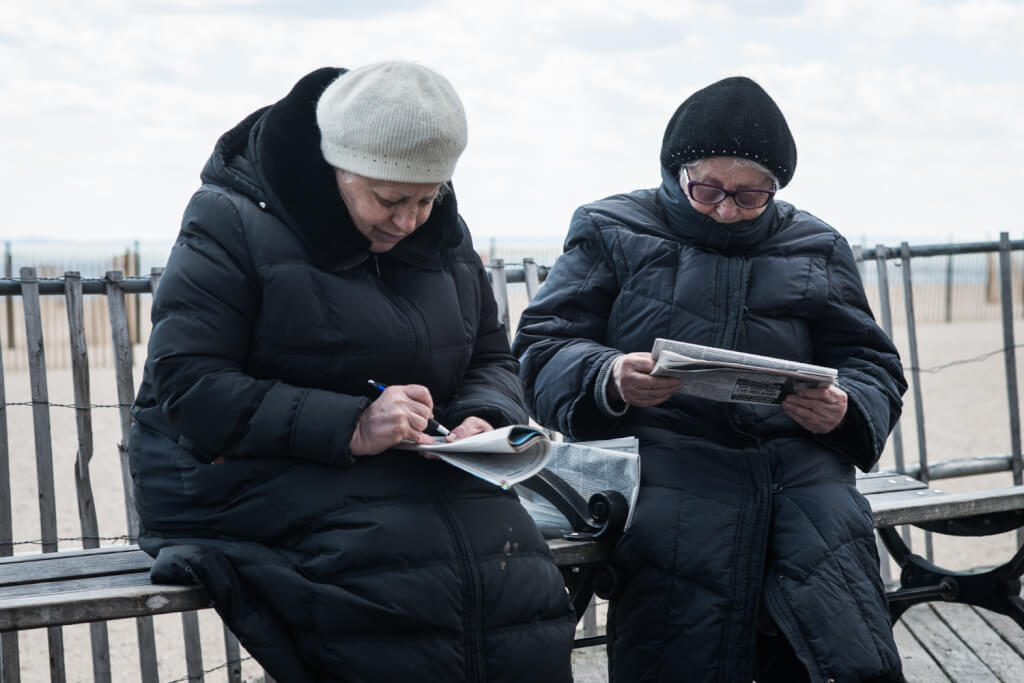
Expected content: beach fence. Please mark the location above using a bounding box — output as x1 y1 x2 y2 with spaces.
1 242 156 371
3 236 1023 372
0 235 1023 676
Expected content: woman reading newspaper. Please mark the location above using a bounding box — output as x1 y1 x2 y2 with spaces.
129 62 574 681
513 76 907 682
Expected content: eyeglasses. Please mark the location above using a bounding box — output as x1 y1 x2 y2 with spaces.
684 170 776 210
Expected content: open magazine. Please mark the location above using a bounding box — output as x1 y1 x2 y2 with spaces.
515 437 641 538
650 337 837 405
395 424 551 489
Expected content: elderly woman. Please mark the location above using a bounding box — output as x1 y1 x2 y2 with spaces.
513 76 907 682
129 62 575 682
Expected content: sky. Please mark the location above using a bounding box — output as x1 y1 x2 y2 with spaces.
2 0 1023 254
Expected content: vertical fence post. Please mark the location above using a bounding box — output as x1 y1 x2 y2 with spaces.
488 259 511 342
133 240 141 346
4 241 12 349
900 242 933 561
874 246 905 474
998 234 1024 485
0 255 19 676
944 251 954 323
872 245 906 579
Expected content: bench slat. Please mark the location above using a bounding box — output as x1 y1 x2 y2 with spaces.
856 472 930 495
0 582 208 632
870 486 1024 528
0 547 154 586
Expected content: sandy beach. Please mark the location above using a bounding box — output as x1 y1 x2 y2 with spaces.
3 311 1024 681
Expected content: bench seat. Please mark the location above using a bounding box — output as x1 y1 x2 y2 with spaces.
2 475 1023 636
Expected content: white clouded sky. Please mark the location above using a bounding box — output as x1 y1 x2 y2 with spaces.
2 0 1022 252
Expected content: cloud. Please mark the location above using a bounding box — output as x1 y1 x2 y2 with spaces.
0 0 1021 247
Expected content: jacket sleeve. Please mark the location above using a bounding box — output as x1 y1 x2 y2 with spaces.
812 235 907 471
147 188 368 467
439 233 528 429
511 207 624 440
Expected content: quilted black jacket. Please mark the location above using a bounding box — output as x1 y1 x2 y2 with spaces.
130 67 575 682
513 170 907 682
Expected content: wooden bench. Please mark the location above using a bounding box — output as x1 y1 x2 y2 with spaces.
3 239 1024 680
3 475 1020 647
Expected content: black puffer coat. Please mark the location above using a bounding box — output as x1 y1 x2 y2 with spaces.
513 170 907 682
130 67 575 682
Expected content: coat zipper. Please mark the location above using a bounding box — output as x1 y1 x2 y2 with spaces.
369 254 429 367
437 497 486 682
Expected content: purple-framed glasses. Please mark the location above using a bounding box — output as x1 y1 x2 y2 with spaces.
684 170 776 210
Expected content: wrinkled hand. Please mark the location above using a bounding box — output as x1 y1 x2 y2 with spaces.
350 384 437 456
782 385 848 434
608 353 681 407
445 416 494 442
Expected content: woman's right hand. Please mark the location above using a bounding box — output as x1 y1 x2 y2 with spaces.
350 384 437 456
608 352 681 407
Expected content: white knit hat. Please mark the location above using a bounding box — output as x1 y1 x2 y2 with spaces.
316 61 468 183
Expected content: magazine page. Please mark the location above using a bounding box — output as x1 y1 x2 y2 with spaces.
516 438 641 537
394 425 551 489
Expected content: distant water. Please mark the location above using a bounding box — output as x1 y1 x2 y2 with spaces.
0 236 1007 287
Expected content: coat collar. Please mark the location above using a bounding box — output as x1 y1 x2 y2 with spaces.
656 166 780 254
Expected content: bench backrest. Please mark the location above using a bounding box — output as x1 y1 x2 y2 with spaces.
0 268 257 683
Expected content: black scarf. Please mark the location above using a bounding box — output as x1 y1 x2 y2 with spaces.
656 166 780 254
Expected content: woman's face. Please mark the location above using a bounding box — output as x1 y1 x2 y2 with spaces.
335 171 443 253
682 157 775 224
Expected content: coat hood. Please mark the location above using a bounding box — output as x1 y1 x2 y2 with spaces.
199 67 463 271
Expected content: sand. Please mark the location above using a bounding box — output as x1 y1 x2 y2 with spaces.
3 313 1024 681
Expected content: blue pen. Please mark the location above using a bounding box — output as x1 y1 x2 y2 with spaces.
366 380 451 436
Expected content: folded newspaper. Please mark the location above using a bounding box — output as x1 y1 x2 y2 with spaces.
515 437 641 538
395 424 551 489
650 338 837 405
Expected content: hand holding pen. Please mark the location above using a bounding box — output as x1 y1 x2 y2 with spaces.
348 381 447 457
366 381 450 436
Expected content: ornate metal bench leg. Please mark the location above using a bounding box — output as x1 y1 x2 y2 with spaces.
879 525 1024 627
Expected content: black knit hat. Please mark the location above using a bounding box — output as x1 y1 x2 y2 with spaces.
660 76 797 188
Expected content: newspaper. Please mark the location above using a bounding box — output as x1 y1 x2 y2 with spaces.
516 437 641 538
395 424 551 489
650 337 837 405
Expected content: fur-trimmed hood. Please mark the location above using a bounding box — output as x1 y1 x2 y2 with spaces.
198 67 464 271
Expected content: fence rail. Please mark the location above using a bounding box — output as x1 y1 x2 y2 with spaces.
484 234 1024 491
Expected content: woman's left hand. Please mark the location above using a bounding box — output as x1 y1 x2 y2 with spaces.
782 385 848 434
445 416 494 441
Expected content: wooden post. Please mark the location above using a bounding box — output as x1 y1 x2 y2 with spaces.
103 271 136 538
20 266 67 682
64 271 113 682
104 270 160 681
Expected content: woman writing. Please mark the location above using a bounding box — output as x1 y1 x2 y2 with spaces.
130 61 575 682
